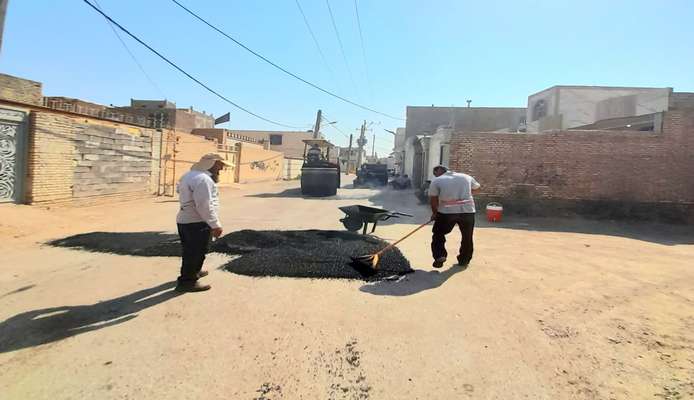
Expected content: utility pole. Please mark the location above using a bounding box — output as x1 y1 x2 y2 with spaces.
371 132 375 158
356 120 367 169
0 0 8 54
312 109 322 139
346 133 353 174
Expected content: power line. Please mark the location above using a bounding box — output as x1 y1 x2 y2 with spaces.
321 114 349 140
93 0 165 98
294 0 341 94
81 0 302 129
168 0 403 121
353 0 373 102
325 0 361 101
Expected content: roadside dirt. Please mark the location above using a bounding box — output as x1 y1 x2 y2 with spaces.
1 179 692 399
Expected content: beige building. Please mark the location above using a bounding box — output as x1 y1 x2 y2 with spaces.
526 86 672 132
227 130 315 159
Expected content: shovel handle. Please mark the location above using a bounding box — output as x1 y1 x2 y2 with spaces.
375 220 433 257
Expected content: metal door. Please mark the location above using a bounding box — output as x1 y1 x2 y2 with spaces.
0 108 27 203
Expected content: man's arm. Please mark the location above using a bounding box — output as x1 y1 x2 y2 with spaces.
192 178 223 236
428 180 440 221
430 196 439 220
471 177 481 195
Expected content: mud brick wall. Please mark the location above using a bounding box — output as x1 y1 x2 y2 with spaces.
0 73 42 106
449 110 694 223
28 110 160 203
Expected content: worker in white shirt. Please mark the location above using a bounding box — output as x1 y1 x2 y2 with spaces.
175 153 232 292
428 165 481 269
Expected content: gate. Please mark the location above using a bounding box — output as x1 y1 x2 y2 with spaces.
0 107 28 203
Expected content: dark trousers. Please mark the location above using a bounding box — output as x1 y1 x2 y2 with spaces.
177 222 211 285
431 213 475 264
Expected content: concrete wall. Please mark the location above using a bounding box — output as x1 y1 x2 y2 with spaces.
115 101 213 133
190 128 226 144
283 157 303 180
528 86 672 131
232 130 313 159
0 73 42 106
237 142 283 183
406 106 527 138
26 109 159 203
167 131 220 185
174 108 214 133
449 110 694 223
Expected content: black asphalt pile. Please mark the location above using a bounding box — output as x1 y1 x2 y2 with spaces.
49 232 181 257
213 230 412 281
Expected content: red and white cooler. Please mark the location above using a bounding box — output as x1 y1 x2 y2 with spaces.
486 202 503 222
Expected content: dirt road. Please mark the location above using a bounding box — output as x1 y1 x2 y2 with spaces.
1 180 692 399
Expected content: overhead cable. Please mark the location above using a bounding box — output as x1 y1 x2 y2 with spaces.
169 0 403 121
82 0 303 129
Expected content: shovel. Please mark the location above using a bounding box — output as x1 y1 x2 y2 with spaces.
350 219 433 273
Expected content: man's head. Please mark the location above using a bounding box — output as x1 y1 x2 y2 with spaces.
191 153 232 182
432 165 448 177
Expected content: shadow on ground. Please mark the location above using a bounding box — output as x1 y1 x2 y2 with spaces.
481 217 694 246
49 232 181 256
368 189 694 245
367 188 429 226
0 282 180 353
359 264 467 296
245 186 376 201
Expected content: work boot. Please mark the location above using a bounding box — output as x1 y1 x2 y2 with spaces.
175 282 211 293
197 270 209 278
432 257 446 269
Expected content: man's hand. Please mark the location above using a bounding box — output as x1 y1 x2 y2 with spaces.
430 195 439 221
211 227 223 238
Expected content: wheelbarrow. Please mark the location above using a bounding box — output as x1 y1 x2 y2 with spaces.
338 205 413 234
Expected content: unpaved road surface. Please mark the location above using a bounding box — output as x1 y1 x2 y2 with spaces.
1 180 693 399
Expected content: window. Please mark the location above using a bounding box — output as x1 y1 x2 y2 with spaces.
269 134 283 145
440 144 450 167
532 99 547 121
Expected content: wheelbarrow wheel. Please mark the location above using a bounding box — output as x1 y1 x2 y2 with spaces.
341 217 363 232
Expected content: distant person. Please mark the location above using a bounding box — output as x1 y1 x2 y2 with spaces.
392 174 411 189
307 144 322 163
390 174 402 189
175 153 232 292
402 174 412 189
428 166 481 269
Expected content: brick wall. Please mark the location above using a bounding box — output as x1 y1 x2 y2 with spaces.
670 92 694 110
27 109 159 203
449 110 694 223
0 73 42 106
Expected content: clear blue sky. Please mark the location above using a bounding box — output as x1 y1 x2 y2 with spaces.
2 0 693 154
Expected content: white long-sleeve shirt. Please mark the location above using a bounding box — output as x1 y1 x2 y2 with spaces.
176 170 221 229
